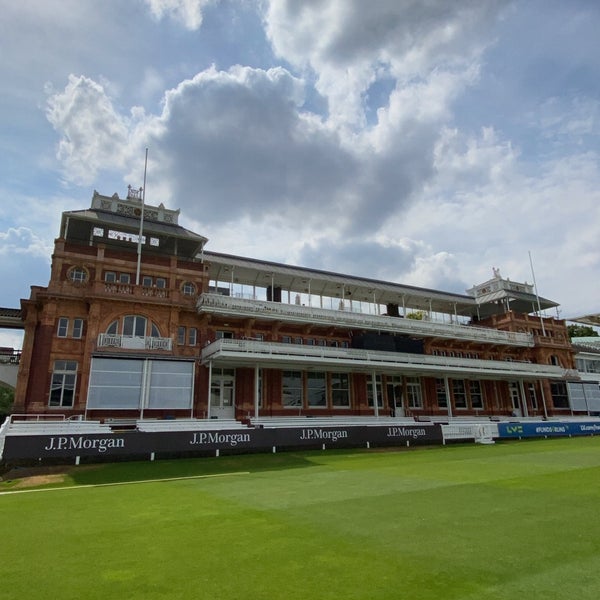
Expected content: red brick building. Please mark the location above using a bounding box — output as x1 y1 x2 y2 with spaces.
13 189 581 423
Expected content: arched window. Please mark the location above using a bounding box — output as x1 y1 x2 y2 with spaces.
67 266 89 283
182 281 196 296
105 316 161 337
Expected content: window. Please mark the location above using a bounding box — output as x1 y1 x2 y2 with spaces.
49 360 77 407
282 371 303 407
156 277 166 289
294 337 303 345
527 383 538 410
508 382 521 411
367 375 383 408
119 273 131 284
549 355 561 367
178 326 186 346
305 339 315 346
331 373 350 408
550 382 569 409
307 372 327 407
386 375 403 411
406 377 423 408
452 380 467 409
281 335 291 344
142 276 153 287
216 330 233 340
87 358 193 410
68 266 88 283
435 378 447 408
72 318 84 339
104 271 116 283
57 317 69 338
188 328 197 346
256 370 263 408
469 381 484 409
182 281 196 296
123 315 147 337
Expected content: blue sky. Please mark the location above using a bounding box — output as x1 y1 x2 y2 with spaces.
1 0 599 348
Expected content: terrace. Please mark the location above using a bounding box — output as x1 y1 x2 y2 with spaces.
201 338 572 380
197 293 534 347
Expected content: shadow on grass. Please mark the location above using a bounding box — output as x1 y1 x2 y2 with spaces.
69 451 322 486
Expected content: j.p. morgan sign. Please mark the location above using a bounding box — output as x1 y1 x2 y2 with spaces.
2 424 442 461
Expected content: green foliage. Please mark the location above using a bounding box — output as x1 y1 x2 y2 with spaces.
568 324 599 338
3 439 600 599
406 310 425 320
0 386 14 417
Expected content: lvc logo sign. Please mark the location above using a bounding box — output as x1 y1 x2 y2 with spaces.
505 425 524 434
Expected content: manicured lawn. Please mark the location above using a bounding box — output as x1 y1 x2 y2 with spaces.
2 438 600 599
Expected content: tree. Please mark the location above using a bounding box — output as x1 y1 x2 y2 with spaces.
0 386 14 419
567 324 599 338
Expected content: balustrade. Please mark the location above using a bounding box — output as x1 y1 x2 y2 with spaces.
198 293 533 347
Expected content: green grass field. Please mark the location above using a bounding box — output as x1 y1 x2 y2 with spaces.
2 437 600 599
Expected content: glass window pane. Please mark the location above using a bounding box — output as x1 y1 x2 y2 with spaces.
307 372 326 407
57 318 68 337
282 371 303 407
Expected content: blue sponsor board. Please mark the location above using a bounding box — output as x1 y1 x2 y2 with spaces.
498 421 600 438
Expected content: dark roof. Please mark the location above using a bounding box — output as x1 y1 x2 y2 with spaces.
0 307 23 329
203 250 477 315
61 208 207 259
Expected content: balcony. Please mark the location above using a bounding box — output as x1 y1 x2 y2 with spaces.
197 293 534 347
97 333 173 351
201 339 569 380
47 280 199 306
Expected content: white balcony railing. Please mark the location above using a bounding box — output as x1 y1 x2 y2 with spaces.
97 333 172 351
197 293 534 347
201 339 570 380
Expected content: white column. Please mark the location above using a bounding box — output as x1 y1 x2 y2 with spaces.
519 380 529 417
207 360 213 419
444 376 453 418
539 381 549 419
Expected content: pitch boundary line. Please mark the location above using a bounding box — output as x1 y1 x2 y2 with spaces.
0 470 251 496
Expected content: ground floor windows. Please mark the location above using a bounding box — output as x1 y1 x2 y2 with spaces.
550 382 569 409
307 372 327 407
527 383 538 410
436 378 448 408
367 375 383 408
49 360 77 407
452 380 467 409
87 357 194 410
386 375 404 413
331 373 351 408
406 377 423 408
282 370 303 407
469 381 484 409
283 371 352 409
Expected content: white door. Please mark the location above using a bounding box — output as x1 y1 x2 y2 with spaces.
210 368 236 419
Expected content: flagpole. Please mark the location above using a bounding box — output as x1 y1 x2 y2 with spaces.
528 250 546 336
136 148 148 286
